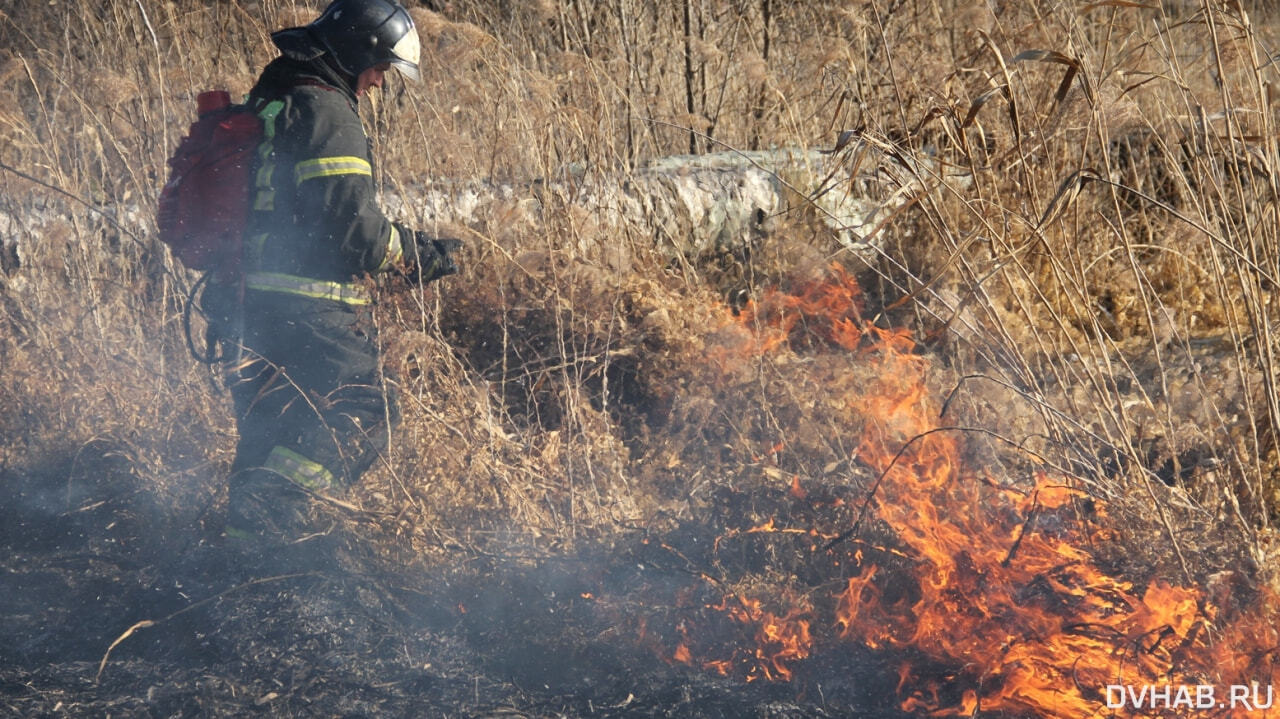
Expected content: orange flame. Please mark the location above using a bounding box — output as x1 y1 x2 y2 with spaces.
684 265 1280 717
673 643 692 664
789 474 807 499
708 594 813 682
738 263 866 354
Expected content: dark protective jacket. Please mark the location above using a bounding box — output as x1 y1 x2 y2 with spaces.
241 55 403 305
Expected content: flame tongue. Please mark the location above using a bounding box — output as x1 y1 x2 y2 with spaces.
696 595 814 682
816 278 1207 716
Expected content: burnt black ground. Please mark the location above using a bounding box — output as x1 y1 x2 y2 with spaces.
0 460 915 718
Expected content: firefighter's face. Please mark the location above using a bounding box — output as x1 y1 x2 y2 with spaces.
356 63 392 97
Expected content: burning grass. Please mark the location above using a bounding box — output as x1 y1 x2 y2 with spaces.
575 266 1280 716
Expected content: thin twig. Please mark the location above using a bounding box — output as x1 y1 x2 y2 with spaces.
96 573 308 683
823 425 1052 553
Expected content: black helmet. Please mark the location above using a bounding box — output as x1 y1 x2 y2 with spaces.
274 0 421 81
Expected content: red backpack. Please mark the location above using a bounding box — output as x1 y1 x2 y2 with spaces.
157 90 263 280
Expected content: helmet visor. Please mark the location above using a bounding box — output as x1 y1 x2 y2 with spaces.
389 25 420 81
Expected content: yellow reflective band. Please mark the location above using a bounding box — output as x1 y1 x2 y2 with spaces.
245 233 268 268
253 190 275 212
252 100 285 212
245 272 372 305
377 224 404 272
264 446 338 492
258 100 285 136
294 156 372 185
224 526 256 541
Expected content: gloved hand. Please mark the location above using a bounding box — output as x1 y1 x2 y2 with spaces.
399 224 461 284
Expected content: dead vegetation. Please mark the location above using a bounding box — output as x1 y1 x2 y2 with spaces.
3 0 1280 716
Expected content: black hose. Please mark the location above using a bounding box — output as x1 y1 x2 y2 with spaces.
181 271 222 364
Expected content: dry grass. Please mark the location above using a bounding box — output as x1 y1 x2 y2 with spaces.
2 0 1280 586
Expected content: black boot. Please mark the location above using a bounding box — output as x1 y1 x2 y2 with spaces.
224 468 331 575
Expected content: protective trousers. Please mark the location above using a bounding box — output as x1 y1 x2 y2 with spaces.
208 288 399 544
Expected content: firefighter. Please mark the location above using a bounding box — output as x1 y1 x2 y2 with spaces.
203 0 459 562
